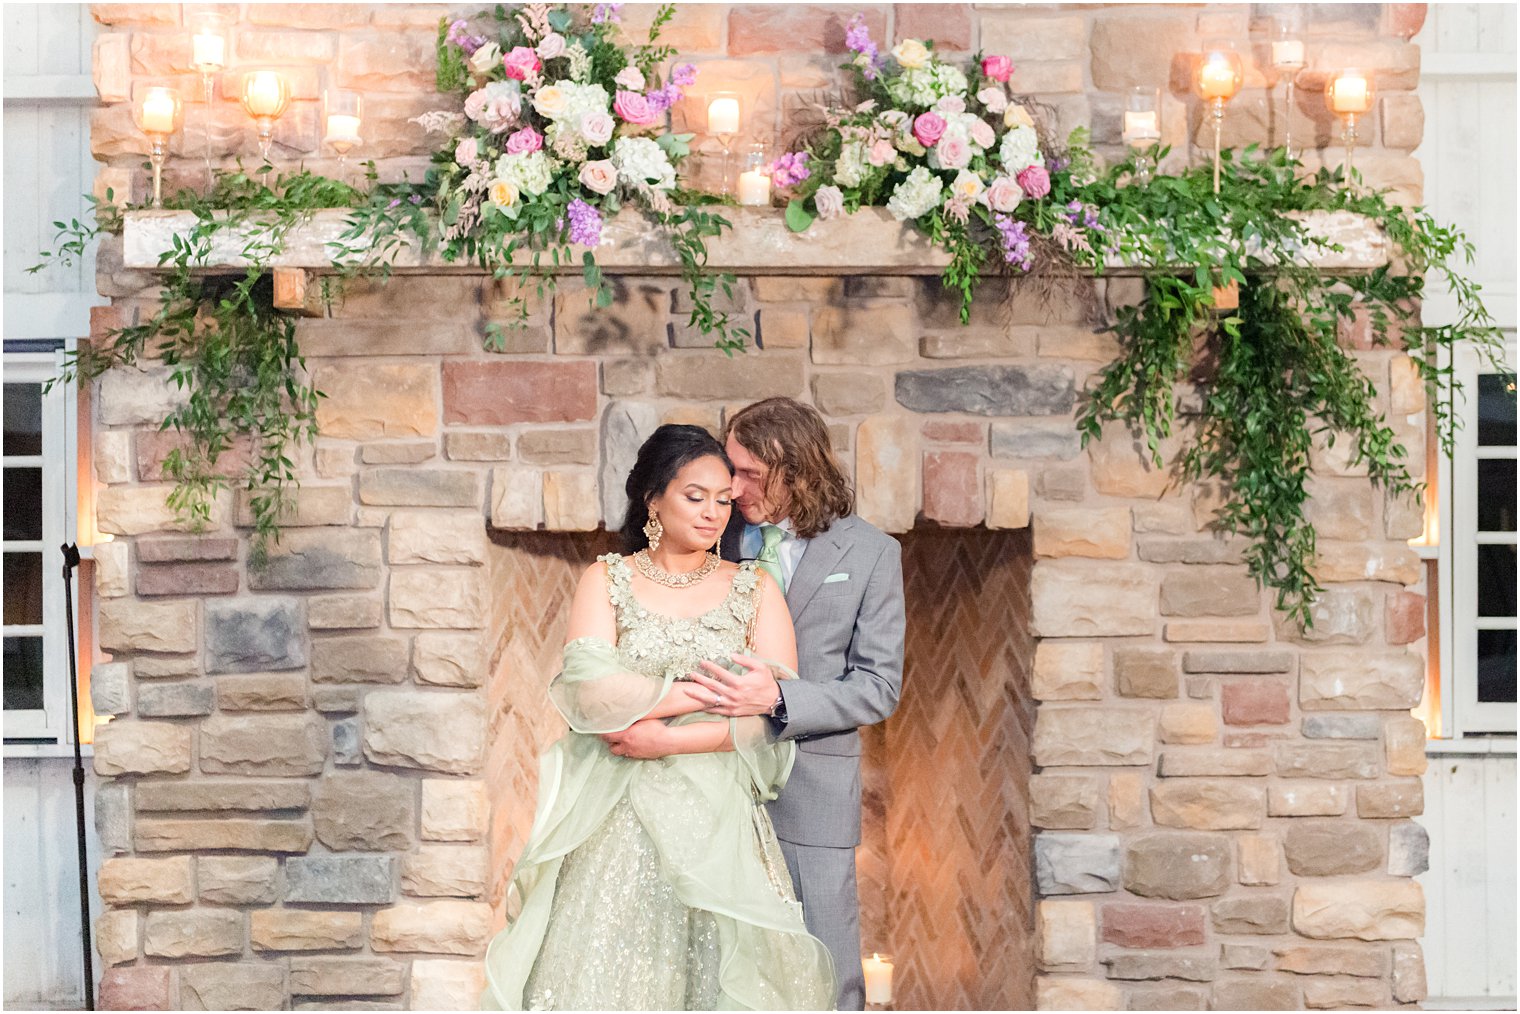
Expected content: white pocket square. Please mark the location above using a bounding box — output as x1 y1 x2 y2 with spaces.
823 572 850 584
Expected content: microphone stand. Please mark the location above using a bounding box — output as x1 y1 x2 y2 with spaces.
61 543 95 1010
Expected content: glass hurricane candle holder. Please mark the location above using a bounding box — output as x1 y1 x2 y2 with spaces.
1326 69 1375 179
1121 86 1161 184
324 89 363 180
1195 41 1244 193
131 81 184 207
240 70 291 164
1270 11 1306 157
706 92 741 195
736 143 771 206
188 10 229 185
862 953 894 1008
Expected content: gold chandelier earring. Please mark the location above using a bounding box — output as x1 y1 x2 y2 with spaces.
643 511 663 552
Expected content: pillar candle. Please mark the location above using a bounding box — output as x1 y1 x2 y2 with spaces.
1330 73 1370 113
325 114 362 146
244 72 286 117
139 88 178 134
192 31 225 70
862 954 893 1005
737 168 771 206
707 97 740 135
1198 54 1239 101
1270 39 1305 69
1122 110 1160 146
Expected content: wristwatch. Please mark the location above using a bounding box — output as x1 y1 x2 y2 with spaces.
766 689 787 725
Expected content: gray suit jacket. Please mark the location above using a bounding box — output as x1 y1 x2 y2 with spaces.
722 514 905 847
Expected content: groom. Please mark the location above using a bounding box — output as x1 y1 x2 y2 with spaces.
693 396 906 1011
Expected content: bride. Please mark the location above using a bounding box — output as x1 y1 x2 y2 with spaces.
480 424 837 1011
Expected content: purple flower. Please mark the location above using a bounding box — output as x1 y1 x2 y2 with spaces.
388 198 402 209
566 198 603 247
445 18 487 55
770 151 810 189
591 3 622 24
1046 154 1070 175
993 213 1033 271
670 63 698 88
844 13 884 80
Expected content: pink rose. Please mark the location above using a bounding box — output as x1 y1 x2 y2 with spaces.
986 176 1022 213
506 126 542 154
614 66 645 91
981 55 1013 83
613 90 658 126
1016 164 1050 199
933 134 971 170
934 95 967 116
912 111 947 147
454 137 480 167
535 32 565 59
580 111 614 145
813 184 845 221
502 46 542 81
977 86 1007 114
969 118 996 150
579 159 618 195
868 138 895 167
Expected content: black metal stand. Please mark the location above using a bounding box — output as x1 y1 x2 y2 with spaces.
61 543 95 1010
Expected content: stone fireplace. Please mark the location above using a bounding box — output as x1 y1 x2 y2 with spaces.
83 5 1435 1011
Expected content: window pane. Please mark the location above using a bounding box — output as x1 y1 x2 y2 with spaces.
1478 459 1517 532
3 553 43 625
3 384 43 456
2 637 44 710
1477 630 1518 704
1478 544 1517 618
1478 373 1517 447
2 468 43 540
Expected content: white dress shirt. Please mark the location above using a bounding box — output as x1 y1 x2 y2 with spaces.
741 517 806 588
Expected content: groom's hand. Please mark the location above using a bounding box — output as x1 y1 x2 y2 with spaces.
602 719 675 759
689 654 780 717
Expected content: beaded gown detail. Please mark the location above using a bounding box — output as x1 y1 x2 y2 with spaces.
480 555 837 1011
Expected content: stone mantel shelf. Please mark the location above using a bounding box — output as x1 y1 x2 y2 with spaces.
122 206 1389 277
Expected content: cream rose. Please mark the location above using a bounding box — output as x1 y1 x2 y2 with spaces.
579 159 618 195
532 84 569 120
951 170 985 203
469 42 502 77
488 178 520 209
1004 104 1035 130
891 38 930 70
986 176 1022 213
580 110 615 145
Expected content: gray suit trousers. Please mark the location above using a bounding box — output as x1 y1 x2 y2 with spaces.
780 840 865 1011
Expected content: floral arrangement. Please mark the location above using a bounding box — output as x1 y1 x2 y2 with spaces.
780 15 1104 321
402 2 746 350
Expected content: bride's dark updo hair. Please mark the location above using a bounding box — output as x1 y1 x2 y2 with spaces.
622 424 733 553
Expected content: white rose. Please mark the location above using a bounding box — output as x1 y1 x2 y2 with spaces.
469 42 502 77
951 170 985 203
580 111 614 145
614 66 645 91
579 159 618 195
977 86 1007 114
891 38 930 70
536 32 565 60
532 84 569 120
986 176 1022 213
813 184 845 221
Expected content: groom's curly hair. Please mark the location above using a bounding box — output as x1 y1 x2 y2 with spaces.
724 397 854 540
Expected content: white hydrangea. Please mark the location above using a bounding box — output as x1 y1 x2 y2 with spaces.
884 67 940 108
611 136 675 190
835 141 868 188
998 124 1043 175
494 150 554 196
559 81 610 123
932 63 968 98
886 166 944 221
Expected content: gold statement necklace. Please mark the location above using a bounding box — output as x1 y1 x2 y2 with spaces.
633 549 720 588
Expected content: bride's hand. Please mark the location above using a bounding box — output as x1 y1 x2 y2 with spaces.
602 719 676 759
689 655 780 718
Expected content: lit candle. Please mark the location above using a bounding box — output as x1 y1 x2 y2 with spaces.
707 97 740 136
139 87 178 134
325 113 362 146
1197 53 1240 101
1270 39 1305 70
1329 72 1371 114
862 954 894 1005
192 30 225 71
243 72 287 118
1122 110 1160 147
737 167 771 206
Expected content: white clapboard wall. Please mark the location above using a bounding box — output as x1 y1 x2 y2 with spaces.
1414 2 1518 1007
3 3 106 1010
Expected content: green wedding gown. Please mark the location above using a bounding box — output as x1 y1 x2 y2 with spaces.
480 555 837 1011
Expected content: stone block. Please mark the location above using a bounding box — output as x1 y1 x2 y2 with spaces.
311 635 408 684
94 539 129 598
205 597 306 673
922 451 981 527
1034 976 1123 1010
1387 820 1429 876
99 598 198 655
1033 707 1155 766
411 958 488 1010
1032 641 1103 701
135 536 239 565
199 855 279 905
1114 648 1177 699
1036 900 1096 970
491 466 543 529
1030 775 1101 830
1357 780 1423 818
236 485 352 528
409 632 484 688
309 594 384 631
1268 783 1349 817
136 681 215 717
91 661 131 716
445 431 514 462
1293 881 1424 940
516 428 597 466
312 771 416 852
361 441 437 465
1275 944 1389 978
1160 567 1260 617
286 856 396 905
99 966 172 1011
990 421 1081 461
137 779 309 813
918 329 1029 361
1210 976 1301 1010
986 468 1030 530
364 689 486 774
596 400 661 527
389 567 487 628
95 909 138 966
1101 902 1207 949
179 963 286 1011
1137 537 1248 566
1090 13 1197 90
358 469 480 508
315 363 439 440
1300 976 1387 1008
810 304 915 365
1300 651 1423 710
1103 951 1216 981
1183 650 1294 675
1392 941 1427 1002
756 307 809 349
134 657 198 679
421 779 490 842
553 278 672 355
1301 714 1382 739
895 365 1075 417
1035 464 1087 502
93 720 192 777
1125 833 1231 899
98 365 187 426
252 909 365 952
1087 420 1180 498
1151 780 1263 830
1033 508 1130 560
370 900 493 955
1034 833 1121 895
1222 943 1273 971
1311 542 1422 585
1238 834 1281 886
332 716 362 766
1107 772 1145 831
95 781 132 855
1272 741 1380 780
135 561 239 597
1385 591 1426 646
217 672 308 711
1166 620 1271 644
143 909 243 958
1221 680 1291 726
543 470 600 531
289 957 406 997
1384 716 1428 776
1031 561 1158 637
401 845 490 898
855 415 918 533
200 712 326 777
136 817 313 854
1277 588 1376 646
99 856 194 905
1159 702 1218 745
1212 892 1291 934
1156 749 1271 778
654 353 805 401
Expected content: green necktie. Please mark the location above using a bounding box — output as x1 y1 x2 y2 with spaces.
757 523 787 594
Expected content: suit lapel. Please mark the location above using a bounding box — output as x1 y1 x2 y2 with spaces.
786 521 850 623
